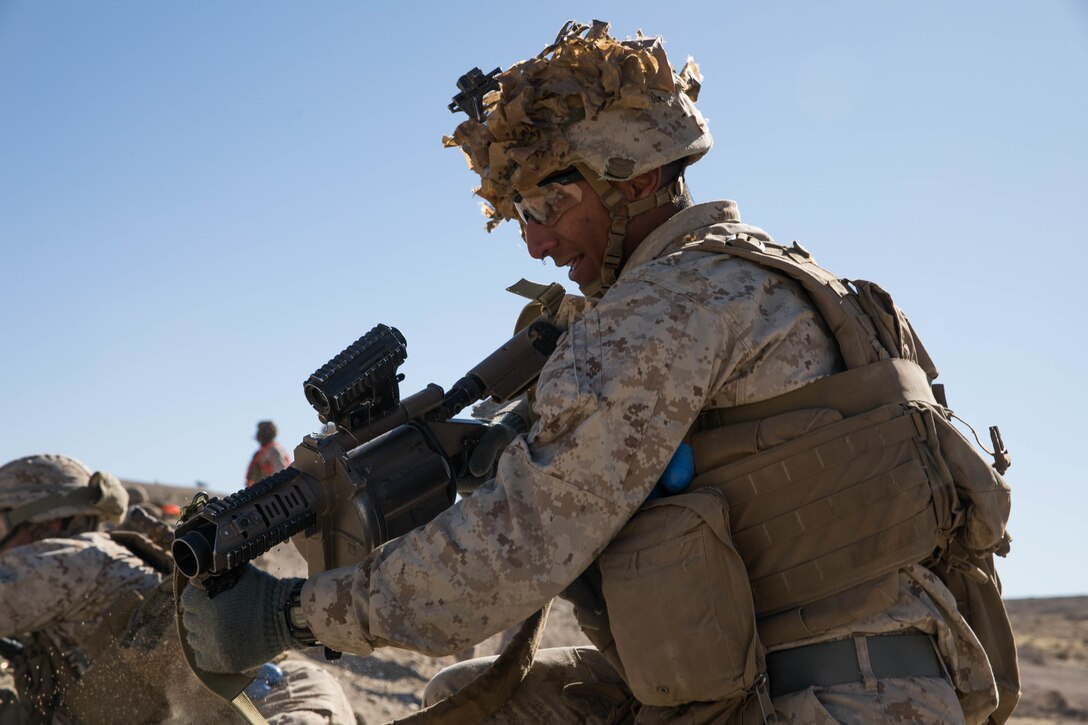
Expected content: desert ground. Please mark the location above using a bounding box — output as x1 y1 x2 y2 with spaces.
1004 596 1088 724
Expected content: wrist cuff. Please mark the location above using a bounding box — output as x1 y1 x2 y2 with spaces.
284 580 319 646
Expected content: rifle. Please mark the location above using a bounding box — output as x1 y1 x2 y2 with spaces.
172 319 562 595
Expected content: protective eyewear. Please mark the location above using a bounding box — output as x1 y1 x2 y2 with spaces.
512 168 584 226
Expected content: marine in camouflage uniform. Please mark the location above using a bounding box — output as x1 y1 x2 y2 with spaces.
0 454 354 724
182 20 1013 725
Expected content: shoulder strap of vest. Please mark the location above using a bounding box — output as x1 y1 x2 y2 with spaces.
674 227 1018 714
676 231 938 378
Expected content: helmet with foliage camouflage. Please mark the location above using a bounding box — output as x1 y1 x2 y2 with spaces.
444 20 711 292
0 454 128 537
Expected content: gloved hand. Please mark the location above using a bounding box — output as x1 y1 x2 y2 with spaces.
467 403 530 479
180 564 305 673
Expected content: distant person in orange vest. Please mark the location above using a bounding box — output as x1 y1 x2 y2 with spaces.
246 421 291 487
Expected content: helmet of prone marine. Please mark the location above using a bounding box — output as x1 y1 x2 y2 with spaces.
444 19 712 292
0 454 128 540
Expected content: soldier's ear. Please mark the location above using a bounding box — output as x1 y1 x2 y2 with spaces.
618 167 664 202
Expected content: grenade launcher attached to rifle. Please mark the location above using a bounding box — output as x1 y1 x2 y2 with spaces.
173 319 562 595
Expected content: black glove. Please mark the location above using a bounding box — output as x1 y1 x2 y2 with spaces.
179 564 305 673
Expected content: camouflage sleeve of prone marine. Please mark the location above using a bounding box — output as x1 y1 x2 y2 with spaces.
300 275 738 656
0 533 161 636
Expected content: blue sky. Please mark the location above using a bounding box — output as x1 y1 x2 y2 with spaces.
1 1 1084 598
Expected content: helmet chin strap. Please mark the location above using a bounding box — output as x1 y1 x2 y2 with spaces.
573 162 683 297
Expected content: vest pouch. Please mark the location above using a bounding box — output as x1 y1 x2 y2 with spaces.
692 402 960 619
921 405 1019 721
599 487 763 707
921 405 1011 555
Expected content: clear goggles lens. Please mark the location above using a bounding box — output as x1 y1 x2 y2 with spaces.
512 170 584 226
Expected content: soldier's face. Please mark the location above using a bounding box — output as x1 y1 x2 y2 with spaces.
521 179 611 290
0 519 63 552
0 527 30 552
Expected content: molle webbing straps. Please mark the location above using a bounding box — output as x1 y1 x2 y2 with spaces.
671 226 1017 712
757 575 901 649
689 357 943 640
694 358 937 432
692 401 949 619
391 600 553 725
676 231 957 641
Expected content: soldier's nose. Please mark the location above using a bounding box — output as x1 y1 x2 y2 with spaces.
524 222 558 261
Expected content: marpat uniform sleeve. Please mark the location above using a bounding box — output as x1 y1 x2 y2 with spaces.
0 538 112 636
303 276 735 655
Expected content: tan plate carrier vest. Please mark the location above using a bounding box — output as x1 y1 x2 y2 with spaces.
679 230 1019 722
